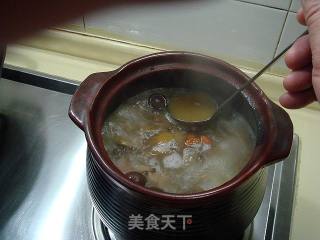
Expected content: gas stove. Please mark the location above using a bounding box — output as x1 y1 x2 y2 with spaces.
0 67 298 240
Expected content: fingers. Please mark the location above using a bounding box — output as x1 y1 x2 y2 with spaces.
281 66 316 109
283 66 312 92
285 35 312 70
297 8 306 25
302 0 320 69
302 0 320 100
281 0 320 109
279 88 316 109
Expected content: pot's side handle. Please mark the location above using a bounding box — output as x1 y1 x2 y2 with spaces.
69 71 115 131
262 102 294 167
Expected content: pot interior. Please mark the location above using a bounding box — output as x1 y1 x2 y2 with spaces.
102 68 264 147
94 65 270 181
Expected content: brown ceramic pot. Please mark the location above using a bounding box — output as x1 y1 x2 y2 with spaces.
69 51 293 240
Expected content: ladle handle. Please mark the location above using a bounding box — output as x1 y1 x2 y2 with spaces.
69 71 115 130
218 30 309 112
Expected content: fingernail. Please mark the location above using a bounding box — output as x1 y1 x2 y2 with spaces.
279 93 285 101
279 94 287 106
286 47 294 57
286 72 294 81
284 49 295 68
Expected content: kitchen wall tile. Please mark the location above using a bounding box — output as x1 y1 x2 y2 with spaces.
234 0 291 10
55 17 85 32
85 0 286 67
290 0 301 12
271 12 306 74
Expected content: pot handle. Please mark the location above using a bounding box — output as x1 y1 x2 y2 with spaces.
69 71 115 130
262 102 293 167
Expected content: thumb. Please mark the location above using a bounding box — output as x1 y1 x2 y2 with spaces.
302 0 320 101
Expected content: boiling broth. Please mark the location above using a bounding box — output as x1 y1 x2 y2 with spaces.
102 88 255 194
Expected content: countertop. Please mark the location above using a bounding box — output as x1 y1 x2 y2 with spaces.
0 74 299 240
0 78 91 240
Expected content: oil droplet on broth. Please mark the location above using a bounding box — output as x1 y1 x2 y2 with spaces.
168 92 217 122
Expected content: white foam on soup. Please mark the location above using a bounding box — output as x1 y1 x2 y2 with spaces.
102 88 255 194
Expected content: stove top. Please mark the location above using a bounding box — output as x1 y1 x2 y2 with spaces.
0 68 299 240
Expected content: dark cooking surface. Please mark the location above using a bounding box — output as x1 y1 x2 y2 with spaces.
0 68 298 240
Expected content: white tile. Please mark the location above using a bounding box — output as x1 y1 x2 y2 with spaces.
272 12 307 73
290 0 301 12
68 18 84 26
85 1 286 66
56 18 85 31
235 0 291 10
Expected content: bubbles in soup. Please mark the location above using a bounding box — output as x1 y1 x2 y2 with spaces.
102 88 255 194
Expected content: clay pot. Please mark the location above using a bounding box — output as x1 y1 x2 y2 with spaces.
69 51 293 240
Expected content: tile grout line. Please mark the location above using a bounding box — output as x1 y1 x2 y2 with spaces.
272 0 293 58
82 16 86 31
52 28 165 51
232 0 288 11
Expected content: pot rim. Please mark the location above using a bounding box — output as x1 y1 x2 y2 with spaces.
80 51 286 202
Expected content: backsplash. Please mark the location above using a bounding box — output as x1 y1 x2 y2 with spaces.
52 1 306 73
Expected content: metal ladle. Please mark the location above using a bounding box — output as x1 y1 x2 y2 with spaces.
164 30 309 127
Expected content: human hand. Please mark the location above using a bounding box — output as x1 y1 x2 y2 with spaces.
280 0 320 109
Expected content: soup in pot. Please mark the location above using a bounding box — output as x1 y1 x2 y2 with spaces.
102 88 255 194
